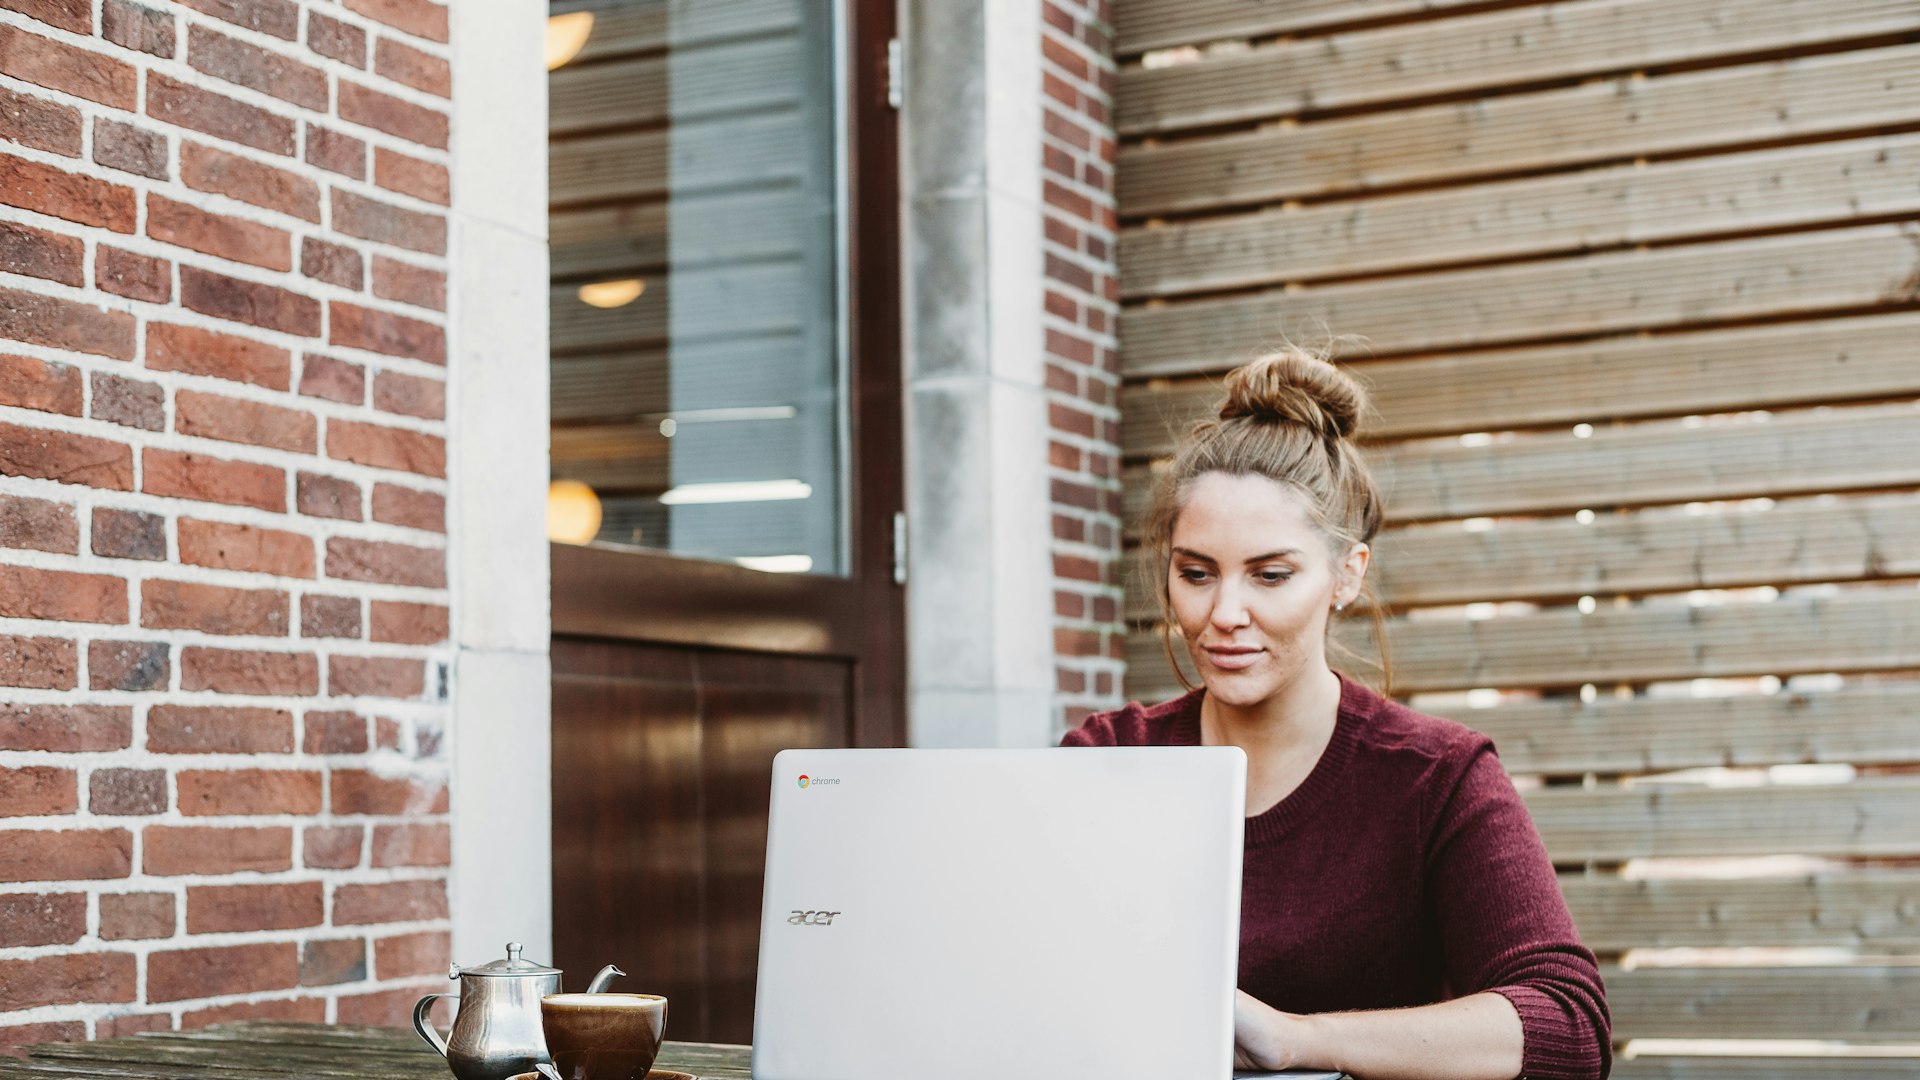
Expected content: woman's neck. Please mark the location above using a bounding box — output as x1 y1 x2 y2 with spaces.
1201 663 1343 755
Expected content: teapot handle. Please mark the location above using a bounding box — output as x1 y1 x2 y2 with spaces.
412 993 456 1058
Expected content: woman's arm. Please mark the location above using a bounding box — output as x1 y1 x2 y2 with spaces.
1234 988 1523 1080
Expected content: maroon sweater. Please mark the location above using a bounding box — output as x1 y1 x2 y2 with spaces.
1062 677 1610 1080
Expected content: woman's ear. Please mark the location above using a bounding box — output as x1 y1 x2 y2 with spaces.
1336 542 1371 608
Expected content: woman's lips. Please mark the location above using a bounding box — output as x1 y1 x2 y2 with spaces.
1203 646 1262 671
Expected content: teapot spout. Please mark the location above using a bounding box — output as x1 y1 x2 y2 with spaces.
584 964 625 993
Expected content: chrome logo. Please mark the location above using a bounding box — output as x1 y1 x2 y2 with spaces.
797 775 810 789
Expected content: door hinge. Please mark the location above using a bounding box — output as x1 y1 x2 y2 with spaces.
891 511 908 586
886 37 904 110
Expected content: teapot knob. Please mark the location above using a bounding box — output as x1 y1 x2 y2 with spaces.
447 962 460 981
506 941 523 966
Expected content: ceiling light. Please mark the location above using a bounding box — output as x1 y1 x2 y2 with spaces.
735 555 814 574
577 278 644 308
658 480 812 505
546 479 601 544
546 12 594 71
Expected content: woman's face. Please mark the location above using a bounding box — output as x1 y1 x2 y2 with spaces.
1167 472 1367 711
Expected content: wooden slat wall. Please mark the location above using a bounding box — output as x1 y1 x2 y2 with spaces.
1113 0 1920 1070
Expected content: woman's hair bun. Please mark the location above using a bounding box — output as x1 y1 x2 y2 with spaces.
1218 346 1367 439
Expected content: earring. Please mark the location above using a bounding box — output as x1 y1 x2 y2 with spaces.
1333 600 1347 612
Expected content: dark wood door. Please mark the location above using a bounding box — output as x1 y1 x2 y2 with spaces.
547 0 902 1045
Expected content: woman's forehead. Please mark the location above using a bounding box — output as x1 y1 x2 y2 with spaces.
1172 473 1323 549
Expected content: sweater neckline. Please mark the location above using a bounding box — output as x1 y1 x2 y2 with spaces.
1168 673 1374 845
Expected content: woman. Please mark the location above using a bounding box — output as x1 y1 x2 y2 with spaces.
1062 348 1610 1080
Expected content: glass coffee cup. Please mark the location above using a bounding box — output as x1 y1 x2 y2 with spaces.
540 992 669 1080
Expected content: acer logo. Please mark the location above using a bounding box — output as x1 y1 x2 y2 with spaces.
788 910 841 926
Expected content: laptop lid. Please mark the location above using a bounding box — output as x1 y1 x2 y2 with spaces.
750 746 1247 1080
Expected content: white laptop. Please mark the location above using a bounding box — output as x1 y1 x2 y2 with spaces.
750 747 1342 1080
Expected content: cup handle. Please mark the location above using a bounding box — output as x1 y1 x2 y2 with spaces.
413 993 456 1058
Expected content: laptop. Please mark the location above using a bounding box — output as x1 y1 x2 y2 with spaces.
750 747 1342 1080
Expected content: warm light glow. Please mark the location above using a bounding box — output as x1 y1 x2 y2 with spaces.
658 479 812 505
546 12 594 71
578 278 644 308
547 479 602 544
735 554 814 574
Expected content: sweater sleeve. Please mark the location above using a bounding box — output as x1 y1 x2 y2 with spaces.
1425 743 1612 1080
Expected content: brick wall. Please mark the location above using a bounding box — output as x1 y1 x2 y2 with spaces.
1040 0 1123 729
0 0 453 1048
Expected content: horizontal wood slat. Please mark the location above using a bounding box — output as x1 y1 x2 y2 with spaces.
1122 312 1920 451
1118 44 1920 215
1119 0 1920 137
552 0 801 64
1121 133 1920 298
551 263 807 352
1126 589 1920 696
1607 964 1920 1040
1120 224 1920 377
1612 1058 1920 1079
1531 779 1920 862
1452 681 1920 775
551 190 807 279
1114 0 1484 56
1563 870 1920 949
1123 400 1920 531
551 337 803 423
551 113 808 207
550 36 802 136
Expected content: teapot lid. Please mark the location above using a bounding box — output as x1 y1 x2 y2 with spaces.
457 941 560 978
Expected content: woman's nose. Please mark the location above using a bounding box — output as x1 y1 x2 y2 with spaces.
1209 583 1251 629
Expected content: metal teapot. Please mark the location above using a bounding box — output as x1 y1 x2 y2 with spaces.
413 942 623 1080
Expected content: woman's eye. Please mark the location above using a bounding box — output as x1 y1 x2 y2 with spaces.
1256 570 1292 584
1177 567 1212 584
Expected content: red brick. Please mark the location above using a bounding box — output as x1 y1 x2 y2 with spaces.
144 449 285 511
307 12 365 67
0 633 76 689
0 564 127 623
148 705 293 754
181 141 320 222
333 878 445 924
92 507 165 559
149 194 292 271
0 954 135 1011
375 716 402 750
0 828 130 881
88 768 166 815
300 937 367 985
176 389 317 453
0 1020 84 1058
375 929 449 978
302 709 366 753
371 482 442 532
302 237 363 289
328 655 424 699
103 0 174 58
300 595 361 639
373 146 448 205
332 189 445 254
327 418 443 477
182 997 323 1028
0 493 77 553
370 600 446 644
0 221 82 287
0 352 81 414
296 471 361 520
180 518 315 577
188 24 327 110
100 892 174 940
330 768 443 814
0 82 81 156
0 24 137 110
176 0 297 41
302 823 362 868
178 768 321 816
298 353 365 403
97 1014 173 1039
325 536 444 587
0 422 133 489
148 321 292 390
344 0 445 42
0 0 89 33
0 148 135 231
147 73 294 156
370 257 444 312
374 37 448 97
304 123 366 178
97 245 172 302
0 286 134 362
187 881 322 933
338 79 445 148
89 640 169 691
0 892 85 947
144 824 290 875
147 942 297 1003
371 821 447 867
181 266 320 337
0 704 130 750
0 765 76 816
181 647 317 694
330 301 444 363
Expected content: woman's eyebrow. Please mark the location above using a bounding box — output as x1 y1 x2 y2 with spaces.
1171 547 1216 563
1244 549 1303 564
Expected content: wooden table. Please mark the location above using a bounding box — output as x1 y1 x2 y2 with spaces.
0 1021 751 1079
